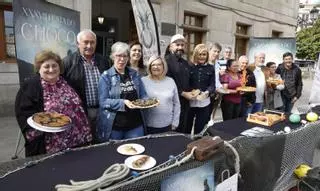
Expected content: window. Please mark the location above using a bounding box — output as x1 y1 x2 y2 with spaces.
235 23 250 60
0 3 15 63
182 12 207 60
272 30 283 38
184 13 203 27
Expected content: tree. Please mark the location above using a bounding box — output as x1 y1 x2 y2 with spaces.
296 19 320 60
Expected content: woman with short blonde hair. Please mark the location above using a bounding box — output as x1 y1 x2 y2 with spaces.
187 44 215 134
142 55 180 134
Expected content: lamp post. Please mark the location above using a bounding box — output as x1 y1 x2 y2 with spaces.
97 0 105 24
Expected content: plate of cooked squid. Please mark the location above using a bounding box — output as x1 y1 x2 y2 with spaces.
124 155 156 171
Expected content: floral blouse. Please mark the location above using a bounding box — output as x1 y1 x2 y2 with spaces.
26 77 92 154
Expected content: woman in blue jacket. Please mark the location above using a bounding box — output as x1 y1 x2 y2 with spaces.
97 42 147 142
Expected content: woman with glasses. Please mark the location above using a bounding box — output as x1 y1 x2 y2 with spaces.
97 42 147 142
141 56 180 134
265 62 284 110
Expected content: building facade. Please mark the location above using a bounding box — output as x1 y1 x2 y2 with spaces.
0 0 298 116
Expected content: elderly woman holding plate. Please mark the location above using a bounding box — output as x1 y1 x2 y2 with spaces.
97 42 147 142
141 56 180 134
15 50 92 157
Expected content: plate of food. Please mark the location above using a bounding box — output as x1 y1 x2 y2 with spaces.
267 78 283 85
27 112 72 133
236 86 256 92
124 155 156 171
117 143 145 156
131 98 160 109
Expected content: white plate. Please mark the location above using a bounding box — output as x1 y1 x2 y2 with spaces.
117 143 145 156
27 117 71 133
124 155 156 171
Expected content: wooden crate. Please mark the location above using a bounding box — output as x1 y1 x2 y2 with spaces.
247 109 285 126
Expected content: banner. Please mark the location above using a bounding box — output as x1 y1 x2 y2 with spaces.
248 38 296 65
13 0 80 84
131 0 160 64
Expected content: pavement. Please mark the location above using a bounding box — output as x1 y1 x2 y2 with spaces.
0 74 315 163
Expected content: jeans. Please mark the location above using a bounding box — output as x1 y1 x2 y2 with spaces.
187 105 211 134
110 125 144 140
250 103 263 114
282 95 294 113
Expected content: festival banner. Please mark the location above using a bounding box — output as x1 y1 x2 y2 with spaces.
248 38 296 65
131 0 160 64
13 0 80 84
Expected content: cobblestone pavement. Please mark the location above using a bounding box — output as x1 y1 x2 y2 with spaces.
0 75 316 163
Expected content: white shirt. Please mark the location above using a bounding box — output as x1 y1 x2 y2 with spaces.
253 67 266 103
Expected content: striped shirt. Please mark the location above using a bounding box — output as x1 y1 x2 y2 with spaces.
81 56 100 107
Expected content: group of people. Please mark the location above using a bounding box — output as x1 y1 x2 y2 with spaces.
15 29 303 157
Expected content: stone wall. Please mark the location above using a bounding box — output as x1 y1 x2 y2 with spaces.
0 63 19 117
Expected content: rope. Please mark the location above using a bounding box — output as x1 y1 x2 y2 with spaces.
223 141 241 178
55 163 130 191
100 147 198 191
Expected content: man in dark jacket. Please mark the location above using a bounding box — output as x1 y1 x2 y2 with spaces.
165 34 196 133
238 55 256 117
276 52 303 112
63 29 109 142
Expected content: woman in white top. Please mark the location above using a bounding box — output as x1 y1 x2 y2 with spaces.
142 56 180 134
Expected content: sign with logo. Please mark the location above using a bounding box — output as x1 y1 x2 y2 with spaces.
13 0 80 83
131 0 160 64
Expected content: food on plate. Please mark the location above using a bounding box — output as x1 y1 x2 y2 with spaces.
132 156 150 168
124 145 138 154
191 89 201 96
32 112 71 128
236 86 256 92
131 98 159 108
267 78 283 85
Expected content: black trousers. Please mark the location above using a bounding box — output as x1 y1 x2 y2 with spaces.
176 96 190 133
186 105 211 134
221 99 241 121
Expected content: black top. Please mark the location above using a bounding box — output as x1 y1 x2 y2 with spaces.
276 63 303 99
165 53 191 95
62 51 110 111
240 68 257 104
113 70 143 130
15 74 46 157
189 63 216 93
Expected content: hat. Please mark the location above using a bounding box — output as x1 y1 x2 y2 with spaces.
170 34 185 43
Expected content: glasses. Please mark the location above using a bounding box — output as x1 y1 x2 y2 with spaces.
115 54 128 59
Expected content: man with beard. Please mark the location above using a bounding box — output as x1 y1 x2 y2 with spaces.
165 34 196 133
276 52 303 112
62 29 110 143
247 52 266 113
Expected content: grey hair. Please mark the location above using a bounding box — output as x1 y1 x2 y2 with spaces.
110 42 129 60
225 46 232 51
238 55 248 62
77 29 96 43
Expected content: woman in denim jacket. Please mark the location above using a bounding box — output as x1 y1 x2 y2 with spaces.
97 42 147 142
